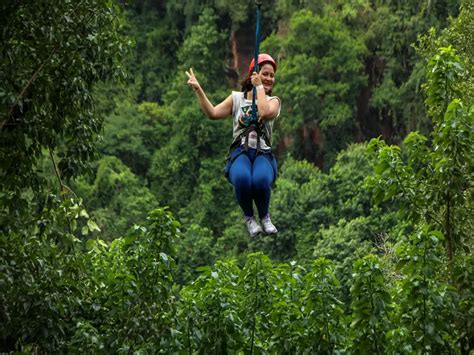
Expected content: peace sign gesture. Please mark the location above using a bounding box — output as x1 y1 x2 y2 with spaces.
185 68 201 92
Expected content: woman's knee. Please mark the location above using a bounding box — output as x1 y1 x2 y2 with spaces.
229 154 252 187
252 156 274 190
231 170 252 189
252 173 272 191
236 175 252 190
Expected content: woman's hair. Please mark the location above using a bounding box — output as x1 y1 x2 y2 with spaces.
240 62 273 96
240 76 254 96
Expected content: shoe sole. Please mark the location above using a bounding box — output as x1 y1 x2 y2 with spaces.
249 228 263 238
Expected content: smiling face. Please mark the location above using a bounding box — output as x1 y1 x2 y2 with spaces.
258 63 275 94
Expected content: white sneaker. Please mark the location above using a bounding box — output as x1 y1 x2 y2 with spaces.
261 214 278 234
245 216 263 237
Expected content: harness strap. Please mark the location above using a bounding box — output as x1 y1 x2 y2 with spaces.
228 123 270 158
243 127 262 153
256 127 261 153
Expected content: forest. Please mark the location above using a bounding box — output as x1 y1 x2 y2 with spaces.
0 0 472 353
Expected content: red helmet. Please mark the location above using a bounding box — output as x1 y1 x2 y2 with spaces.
248 53 277 76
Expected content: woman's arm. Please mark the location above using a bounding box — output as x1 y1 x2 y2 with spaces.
186 68 232 120
251 72 280 121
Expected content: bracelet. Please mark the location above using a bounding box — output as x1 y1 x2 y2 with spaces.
255 84 264 91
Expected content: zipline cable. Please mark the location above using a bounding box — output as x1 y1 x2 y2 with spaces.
251 0 262 123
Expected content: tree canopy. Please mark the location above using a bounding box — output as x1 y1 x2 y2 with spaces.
1 0 472 352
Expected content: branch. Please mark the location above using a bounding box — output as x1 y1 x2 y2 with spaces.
49 147 65 196
1 47 59 130
49 147 74 236
1 0 92 130
48 147 77 199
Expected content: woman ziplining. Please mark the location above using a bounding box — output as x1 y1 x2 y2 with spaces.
185 55 280 238
185 2 280 238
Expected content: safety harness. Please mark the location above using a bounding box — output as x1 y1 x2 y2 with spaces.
229 122 271 155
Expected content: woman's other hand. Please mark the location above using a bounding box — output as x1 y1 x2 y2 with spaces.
250 71 262 87
186 68 201 92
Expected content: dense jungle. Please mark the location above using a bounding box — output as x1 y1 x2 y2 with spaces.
1 0 473 353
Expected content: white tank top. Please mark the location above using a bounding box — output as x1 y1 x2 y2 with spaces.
230 91 281 150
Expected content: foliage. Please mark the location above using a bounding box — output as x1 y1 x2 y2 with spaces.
350 254 392 354
167 0 280 36
0 196 95 351
264 9 367 167
126 6 181 103
99 101 173 176
178 253 346 353
302 257 346 353
260 144 394 263
0 0 129 233
387 227 457 353
415 0 473 110
148 7 231 215
175 224 217 284
82 208 180 352
1 1 473 353
452 254 474 353
1 205 470 352
0 205 180 352
73 155 158 240
265 260 306 353
363 0 460 138
312 216 377 302
179 259 243 353
366 46 472 259
179 157 235 237
366 45 473 353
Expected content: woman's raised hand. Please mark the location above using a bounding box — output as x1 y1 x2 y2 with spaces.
186 68 201 92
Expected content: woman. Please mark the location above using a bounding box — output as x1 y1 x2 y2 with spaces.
186 53 280 237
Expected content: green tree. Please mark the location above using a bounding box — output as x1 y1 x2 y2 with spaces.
302 257 346 352
100 101 173 176
367 46 472 260
359 0 460 139
263 9 367 168
73 156 158 240
350 254 392 354
179 259 243 353
312 216 377 301
175 224 217 284
86 208 180 352
367 44 473 353
126 5 181 103
266 260 306 353
179 157 235 237
0 205 181 352
387 227 457 353
148 8 230 216
0 196 97 351
238 253 278 353
452 254 474 353
0 0 128 231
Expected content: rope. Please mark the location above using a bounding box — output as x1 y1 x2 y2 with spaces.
251 1 262 123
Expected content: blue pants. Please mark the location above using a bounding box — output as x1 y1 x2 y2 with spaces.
227 147 277 219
